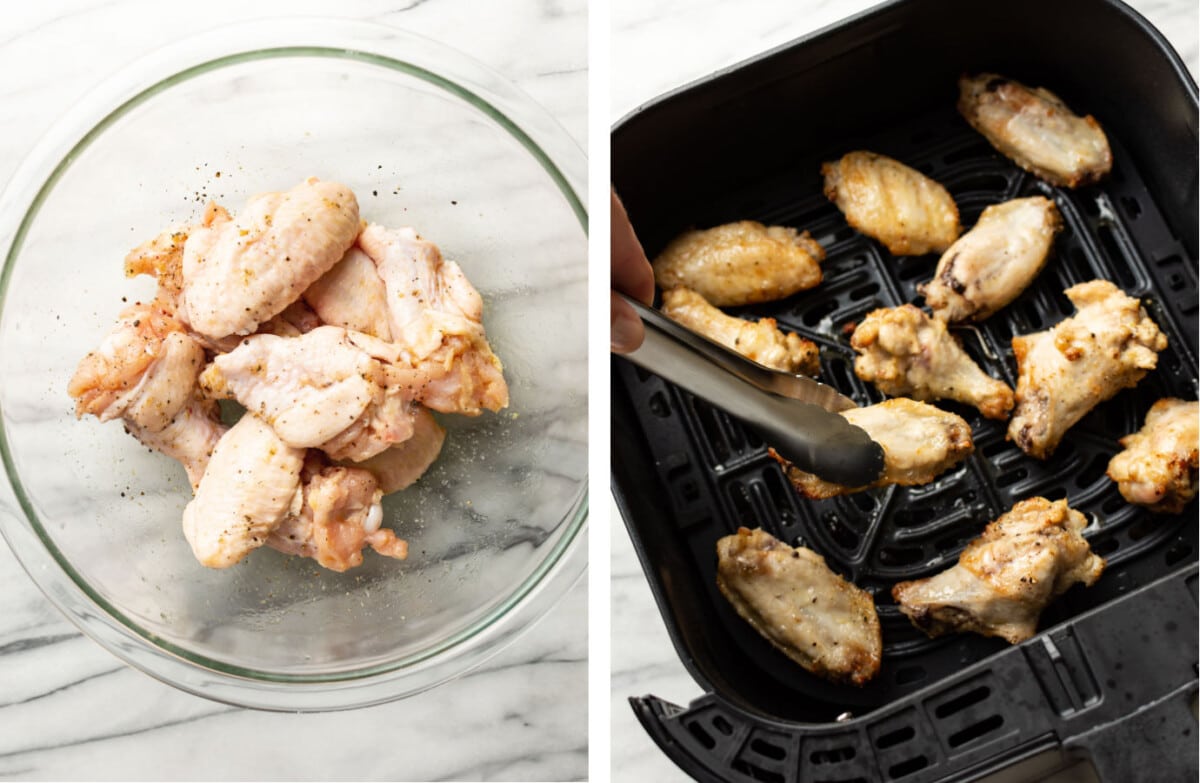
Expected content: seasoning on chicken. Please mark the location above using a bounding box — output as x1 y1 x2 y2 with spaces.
124 397 227 492
822 151 960 256
358 223 508 415
1107 398 1199 514
266 454 405 572
777 398 974 498
179 177 360 339
181 413 306 568
958 73 1112 188
68 302 202 428
716 527 881 686
650 221 825 307
199 325 416 462
1009 280 1167 459
851 305 1013 420
920 196 1062 323
661 286 820 375
893 497 1106 644
303 246 393 340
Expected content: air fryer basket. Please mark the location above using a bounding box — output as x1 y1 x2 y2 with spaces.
611 0 1198 781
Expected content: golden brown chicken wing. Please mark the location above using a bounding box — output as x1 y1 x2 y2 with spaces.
893 497 1106 644
851 305 1013 419
716 527 881 686
1009 280 1167 459
822 151 960 256
958 73 1112 188
1107 398 1199 514
661 286 820 375
651 221 824 306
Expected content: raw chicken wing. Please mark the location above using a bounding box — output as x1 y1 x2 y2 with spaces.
181 413 306 568
180 178 359 339
125 397 227 491
303 246 393 340
344 405 446 494
651 221 825 307
68 302 204 430
822 151 960 256
893 497 1106 643
358 223 508 415
851 305 1013 419
661 286 819 375
920 196 1062 323
200 326 415 461
1107 398 1199 513
958 73 1112 188
1009 280 1167 459
779 398 974 499
716 527 881 686
267 454 406 572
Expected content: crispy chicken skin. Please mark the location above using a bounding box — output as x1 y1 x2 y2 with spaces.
716 527 881 686
1107 398 1199 514
851 305 1014 420
958 73 1112 188
266 454 405 572
893 497 1106 644
181 413 306 569
822 151 960 256
1009 280 1167 459
779 398 974 498
661 286 820 376
180 178 360 339
651 221 825 307
921 196 1062 323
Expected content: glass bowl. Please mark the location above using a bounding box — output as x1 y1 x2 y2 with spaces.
0 18 587 710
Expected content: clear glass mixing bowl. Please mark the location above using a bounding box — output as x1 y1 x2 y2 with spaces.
0 18 587 710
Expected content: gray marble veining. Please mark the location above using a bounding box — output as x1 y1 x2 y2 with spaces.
0 1 586 781
610 1 1198 780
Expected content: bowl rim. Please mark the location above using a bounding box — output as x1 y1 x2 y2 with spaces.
0 17 588 711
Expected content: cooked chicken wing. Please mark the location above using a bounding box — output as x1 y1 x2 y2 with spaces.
851 305 1013 419
779 398 973 499
661 286 820 375
344 405 446 494
68 302 207 432
893 497 1106 643
125 397 227 492
179 178 359 339
358 223 508 415
822 151 960 256
200 326 415 462
920 196 1062 323
181 413 306 568
1107 398 1199 514
266 454 405 572
1009 280 1167 459
303 246 392 340
651 221 825 307
716 527 881 685
958 73 1112 188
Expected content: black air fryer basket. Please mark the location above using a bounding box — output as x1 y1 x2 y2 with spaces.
610 1 1199 781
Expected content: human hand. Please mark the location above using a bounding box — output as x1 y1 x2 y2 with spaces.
611 188 655 353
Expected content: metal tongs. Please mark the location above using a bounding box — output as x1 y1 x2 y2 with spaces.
620 294 885 487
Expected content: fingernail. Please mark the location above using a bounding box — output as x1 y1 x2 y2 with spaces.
611 309 643 353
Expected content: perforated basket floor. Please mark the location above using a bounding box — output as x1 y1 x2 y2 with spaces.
613 105 1198 782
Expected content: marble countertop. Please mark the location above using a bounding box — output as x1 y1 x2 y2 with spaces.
0 2 585 781
610 0 1198 780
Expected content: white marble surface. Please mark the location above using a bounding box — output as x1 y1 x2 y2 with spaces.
0 2 585 781
609 0 1199 780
